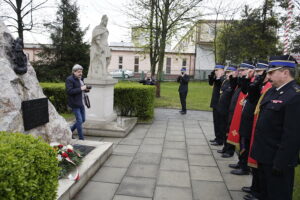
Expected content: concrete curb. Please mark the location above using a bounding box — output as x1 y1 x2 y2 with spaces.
57 140 113 200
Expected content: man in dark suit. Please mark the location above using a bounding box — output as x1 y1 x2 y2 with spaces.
177 67 189 114
251 55 300 200
208 65 225 145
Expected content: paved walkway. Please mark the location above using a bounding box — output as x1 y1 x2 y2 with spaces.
73 108 251 200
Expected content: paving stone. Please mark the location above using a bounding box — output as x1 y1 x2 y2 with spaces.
113 195 151 200
146 132 166 138
143 138 164 145
189 154 217 166
222 173 252 190
190 166 223 181
166 131 184 136
188 146 211 155
101 137 122 144
164 141 186 149
127 164 159 178
132 153 161 165
162 149 187 160
91 167 127 183
165 135 185 142
117 176 156 198
160 158 189 171
113 144 139 155
157 171 190 188
73 181 118 200
185 133 205 139
103 155 133 168
186 138 208 146
127 132 147 139
119 138 143 146
230 191 247 200
154 186 192 200
192 180 231 200
138 144 163 154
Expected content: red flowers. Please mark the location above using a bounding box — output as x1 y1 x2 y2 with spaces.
61 152 69 158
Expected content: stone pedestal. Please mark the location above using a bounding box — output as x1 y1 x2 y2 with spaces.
84 78 117 122
83 78 137 137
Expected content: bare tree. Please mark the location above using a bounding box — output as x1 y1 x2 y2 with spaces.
1 0 48 45
128 0 203 97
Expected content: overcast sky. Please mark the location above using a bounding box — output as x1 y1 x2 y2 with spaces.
2 0 271 45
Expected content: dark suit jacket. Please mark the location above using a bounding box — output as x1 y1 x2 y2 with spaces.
65 75 84 108
216 80 234 116
210 76 225 108
251 80 300 170
177 74 189 93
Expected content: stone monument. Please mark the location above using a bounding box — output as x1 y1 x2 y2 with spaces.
83 15 136 137
0 20 72 144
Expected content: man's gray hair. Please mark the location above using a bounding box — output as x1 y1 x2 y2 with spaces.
72 64 83 72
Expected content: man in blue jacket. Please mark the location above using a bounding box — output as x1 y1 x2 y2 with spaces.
66 64 90 140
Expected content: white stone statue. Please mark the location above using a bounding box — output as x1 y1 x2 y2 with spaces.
88 15 111 79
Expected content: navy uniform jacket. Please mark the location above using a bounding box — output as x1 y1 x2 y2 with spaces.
177 74 189 93
65 75 84 108
251 80 300 170
216 80 234 116
210 76 225 108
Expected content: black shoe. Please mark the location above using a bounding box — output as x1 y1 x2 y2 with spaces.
221 152 233 158
180 111 186 115
210 141 223 146
243 194 259 200
217 149 225 154
209 138 217 142
231 169 250 175
241 186 251 193
228 163 240 169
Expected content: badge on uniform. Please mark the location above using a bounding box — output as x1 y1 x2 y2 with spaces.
272 100 283 104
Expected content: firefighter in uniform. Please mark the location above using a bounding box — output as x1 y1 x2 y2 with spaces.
251 55 300 200
208 64 226 145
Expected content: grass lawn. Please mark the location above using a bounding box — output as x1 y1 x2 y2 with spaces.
294 166 300 200
155 81 212 111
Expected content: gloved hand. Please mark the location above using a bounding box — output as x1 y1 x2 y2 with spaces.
208 71 216 85
240 75 251 94
229 75 238 89
272 166 283 176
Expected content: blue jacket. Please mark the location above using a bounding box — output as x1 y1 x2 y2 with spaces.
65 75 83 108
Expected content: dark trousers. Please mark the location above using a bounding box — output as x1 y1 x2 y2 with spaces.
258 163 295 200
250 167 260 198
238 137 250 171
212 108 222 143
179 91 187 112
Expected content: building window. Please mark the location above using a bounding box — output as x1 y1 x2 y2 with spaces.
134 56 139 73
182 58 187 67
166 57 171 74
119 56 123 69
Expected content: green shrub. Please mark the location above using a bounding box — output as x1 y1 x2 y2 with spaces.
0 132 60 200
40 82 69 113
114 82 155 121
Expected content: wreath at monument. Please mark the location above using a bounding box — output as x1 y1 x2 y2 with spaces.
50 143 82 179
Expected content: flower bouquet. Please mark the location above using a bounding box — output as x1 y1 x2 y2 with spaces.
50 142 82 180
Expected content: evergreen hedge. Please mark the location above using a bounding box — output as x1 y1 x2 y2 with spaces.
40 82 68 113
0 132 60 200
114 83 155 121
40 82 155 121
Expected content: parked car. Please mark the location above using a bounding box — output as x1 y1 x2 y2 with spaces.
110 69 134 78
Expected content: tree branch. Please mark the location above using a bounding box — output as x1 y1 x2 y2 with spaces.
3 0 17 12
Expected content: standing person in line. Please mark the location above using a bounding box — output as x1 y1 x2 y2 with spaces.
66 64 91 140
251 55 300 200
208 64 225 145
177 67 189 115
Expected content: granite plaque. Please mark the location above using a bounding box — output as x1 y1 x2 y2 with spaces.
22 98 49 131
